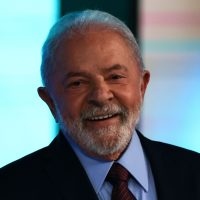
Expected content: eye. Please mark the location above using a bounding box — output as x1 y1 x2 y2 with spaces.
66 79 89 89
70 80 82 87
110 74 125 80
66 80 81 88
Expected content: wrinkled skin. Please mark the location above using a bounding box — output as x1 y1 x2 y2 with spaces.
38 29 150 160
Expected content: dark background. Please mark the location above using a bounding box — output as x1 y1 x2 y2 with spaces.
59 0 139 41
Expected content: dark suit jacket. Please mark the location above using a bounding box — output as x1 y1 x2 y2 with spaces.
0 131 200 200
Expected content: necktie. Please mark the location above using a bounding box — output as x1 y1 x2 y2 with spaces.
106 163 136 200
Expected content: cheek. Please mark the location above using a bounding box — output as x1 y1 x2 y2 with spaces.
115 85 142 109
57 93 87 121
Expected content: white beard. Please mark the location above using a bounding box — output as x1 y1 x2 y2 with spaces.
56 102 142 159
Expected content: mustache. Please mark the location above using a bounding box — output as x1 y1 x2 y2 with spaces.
80 104 129 120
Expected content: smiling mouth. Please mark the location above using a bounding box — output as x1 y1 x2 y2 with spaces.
86 113 118 121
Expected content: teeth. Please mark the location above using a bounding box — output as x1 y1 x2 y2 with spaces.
90 114 114 121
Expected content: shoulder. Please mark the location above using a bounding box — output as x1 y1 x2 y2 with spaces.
137 131 200 198
0 145 50 179
0 142 59 199
0 133 63 175
0 133 97 200
138 130 200 170
138 130 200 155
136 130 200 199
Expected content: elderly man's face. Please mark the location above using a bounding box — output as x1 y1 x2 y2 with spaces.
39 30 150 160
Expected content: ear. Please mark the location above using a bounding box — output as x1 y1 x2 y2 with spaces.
140 70 150 99
37 87 58 122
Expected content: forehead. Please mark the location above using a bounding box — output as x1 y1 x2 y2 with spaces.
45 30 140 85
47 29 141 89
55 29 135 68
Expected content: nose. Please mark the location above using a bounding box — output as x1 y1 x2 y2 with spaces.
87 80 114 106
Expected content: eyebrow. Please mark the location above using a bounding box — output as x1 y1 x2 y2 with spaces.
64 71 91 79
63 64 128 80
101 64 128 73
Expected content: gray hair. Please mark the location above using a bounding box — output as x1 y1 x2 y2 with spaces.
40 9 144 86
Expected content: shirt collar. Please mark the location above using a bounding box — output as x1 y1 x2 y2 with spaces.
117 132 149 192
64 130 149 194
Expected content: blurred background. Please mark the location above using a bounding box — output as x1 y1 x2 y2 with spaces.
0 0 200 167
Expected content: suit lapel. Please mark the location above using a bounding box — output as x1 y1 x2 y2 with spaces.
138 131 178 200
43 132 98 200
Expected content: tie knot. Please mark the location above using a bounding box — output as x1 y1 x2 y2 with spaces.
107 163 130 184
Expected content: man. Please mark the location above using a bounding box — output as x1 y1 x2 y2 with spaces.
0 10 200 200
